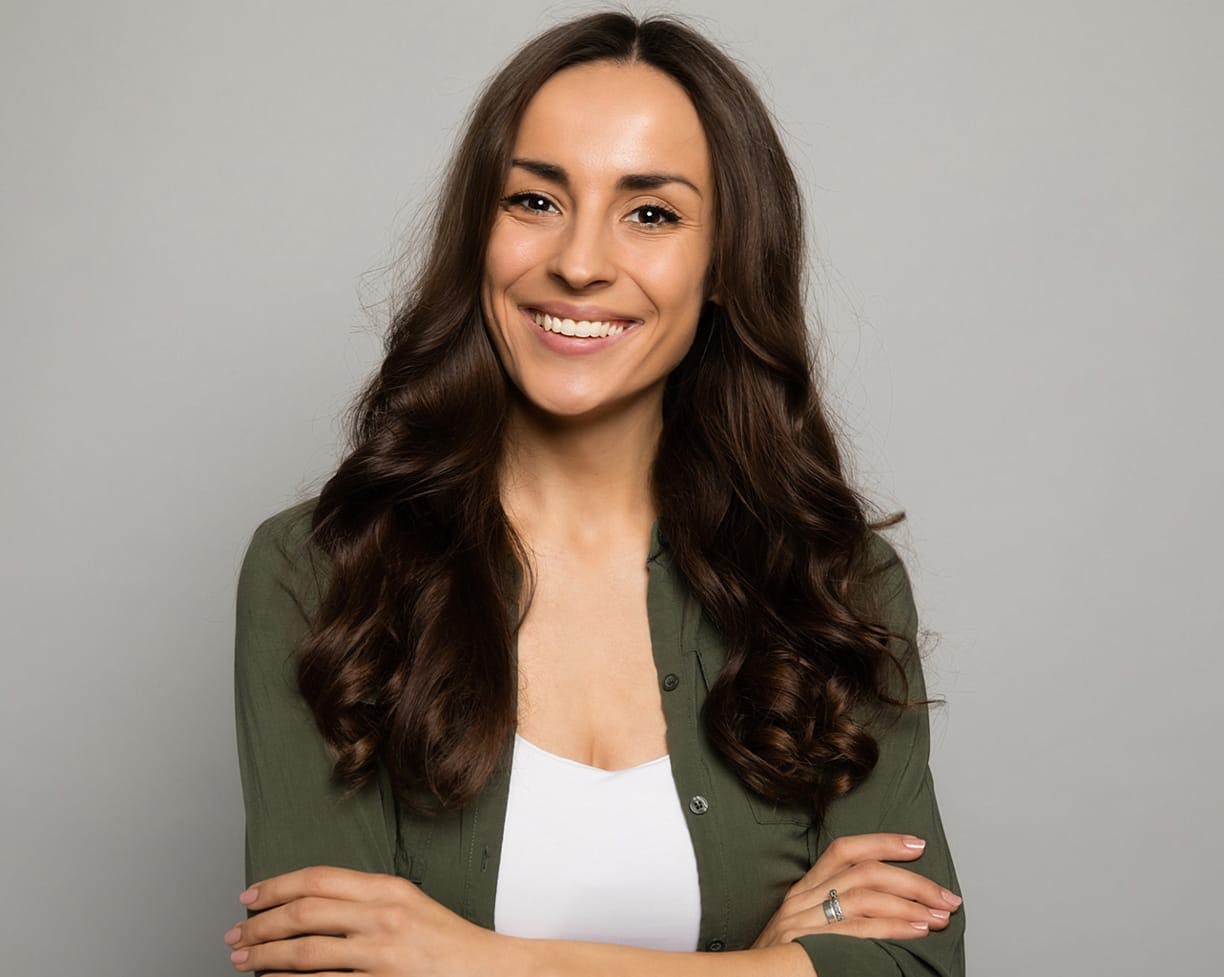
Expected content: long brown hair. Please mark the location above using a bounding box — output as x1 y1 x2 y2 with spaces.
298 10 917 823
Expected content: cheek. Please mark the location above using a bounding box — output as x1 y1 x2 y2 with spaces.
485 222 542 287
635 241 711 325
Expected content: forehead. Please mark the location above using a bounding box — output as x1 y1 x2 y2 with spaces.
511 60 710 190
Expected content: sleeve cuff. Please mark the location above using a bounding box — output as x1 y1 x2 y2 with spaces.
790 934 904 977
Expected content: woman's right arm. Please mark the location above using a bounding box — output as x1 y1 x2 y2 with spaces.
234 506 397 889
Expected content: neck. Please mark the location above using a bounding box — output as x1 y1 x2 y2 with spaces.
499 392 662 551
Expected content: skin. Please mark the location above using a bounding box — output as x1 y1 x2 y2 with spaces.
226 60 962 976
482 58 718 773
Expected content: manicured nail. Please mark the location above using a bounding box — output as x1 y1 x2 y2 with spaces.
223 926 242 946
230 948 250 964
929 909 950 921
903 836 926 850
239 887 258 905
909 921 929 931
941 889 962 907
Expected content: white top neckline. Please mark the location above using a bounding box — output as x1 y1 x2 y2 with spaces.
513 731 669 774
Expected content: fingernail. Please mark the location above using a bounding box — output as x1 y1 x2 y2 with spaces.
230 949 249 964
239 887 258 905
909 921 929 931
929 909 950 921
903 836 926 850
941 889 963 907
223 926 242 946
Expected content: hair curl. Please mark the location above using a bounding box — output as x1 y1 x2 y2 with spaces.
296 10 923 826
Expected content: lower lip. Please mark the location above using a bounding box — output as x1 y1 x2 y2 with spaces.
520 307 640 356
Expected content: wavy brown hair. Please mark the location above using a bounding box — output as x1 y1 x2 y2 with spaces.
297 10 920 824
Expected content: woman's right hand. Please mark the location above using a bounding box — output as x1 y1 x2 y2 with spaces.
750 833 963 947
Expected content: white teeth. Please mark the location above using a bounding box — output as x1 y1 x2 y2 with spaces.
529 310 629 339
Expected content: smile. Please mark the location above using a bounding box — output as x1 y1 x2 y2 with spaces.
528 310 629 338
518 306 641 356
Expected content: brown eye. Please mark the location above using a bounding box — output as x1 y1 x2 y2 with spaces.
628 204 680 226
505 192 558 214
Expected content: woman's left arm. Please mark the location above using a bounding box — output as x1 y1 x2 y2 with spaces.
788 534 966 977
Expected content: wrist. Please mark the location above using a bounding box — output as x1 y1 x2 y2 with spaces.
493 932 543 977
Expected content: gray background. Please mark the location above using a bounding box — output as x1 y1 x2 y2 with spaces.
2 1 1219 974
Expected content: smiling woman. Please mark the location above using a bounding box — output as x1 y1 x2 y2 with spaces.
481 60 713 421
231 10 964 977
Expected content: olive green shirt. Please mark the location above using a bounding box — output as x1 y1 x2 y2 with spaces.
234 498 965 976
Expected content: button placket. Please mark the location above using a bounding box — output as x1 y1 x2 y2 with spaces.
647 544 731 951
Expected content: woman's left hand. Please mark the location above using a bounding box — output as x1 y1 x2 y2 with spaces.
223 865 509 976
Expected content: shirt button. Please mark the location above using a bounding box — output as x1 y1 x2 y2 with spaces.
662 673 680 691
707 940 725 952
688 795 710 815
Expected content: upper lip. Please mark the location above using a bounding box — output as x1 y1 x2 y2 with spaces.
522 302 641 324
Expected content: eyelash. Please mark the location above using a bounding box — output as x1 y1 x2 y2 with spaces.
502 192 681 227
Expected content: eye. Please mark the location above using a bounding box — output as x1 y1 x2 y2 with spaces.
504 192 558 215
627 203 681 227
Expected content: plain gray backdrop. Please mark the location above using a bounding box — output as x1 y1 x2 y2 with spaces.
2 1 1220 974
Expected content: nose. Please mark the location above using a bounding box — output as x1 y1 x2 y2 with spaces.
547 207 616 290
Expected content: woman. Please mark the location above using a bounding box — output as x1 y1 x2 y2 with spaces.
227 11 964 976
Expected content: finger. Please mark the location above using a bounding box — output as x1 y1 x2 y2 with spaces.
240 865 401 912
818 861 963 912
799 833 927 891
780 876 955 932
231 934 368 974
228 896 369 950
821 916 934 940
829 887 954 931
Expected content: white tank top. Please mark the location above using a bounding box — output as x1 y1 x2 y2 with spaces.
493 732 702 951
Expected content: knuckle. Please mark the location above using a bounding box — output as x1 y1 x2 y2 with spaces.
375 903 409 933
827 836 850 861
837 885 862 910
927 883 951 905
301 866 328 897
296 937 325 966
285 898 308 926
388 874 415 900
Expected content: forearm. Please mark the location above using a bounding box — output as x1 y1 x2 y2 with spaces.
504 936 815 977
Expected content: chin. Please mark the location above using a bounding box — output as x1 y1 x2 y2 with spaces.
514 382 619 421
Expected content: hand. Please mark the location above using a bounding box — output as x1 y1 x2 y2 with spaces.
751 833 963 946
222 865 509 976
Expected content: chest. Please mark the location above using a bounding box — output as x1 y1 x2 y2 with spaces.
513 547 669 771
389 544 818 951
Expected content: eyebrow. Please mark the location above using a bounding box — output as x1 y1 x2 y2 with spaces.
510 157 703 198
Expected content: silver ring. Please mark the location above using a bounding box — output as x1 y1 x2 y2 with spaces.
822 888 845 924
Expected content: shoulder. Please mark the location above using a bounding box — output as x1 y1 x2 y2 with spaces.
249 495 321 552
237 496 328 619
862 529 918 637
860 526 927 709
